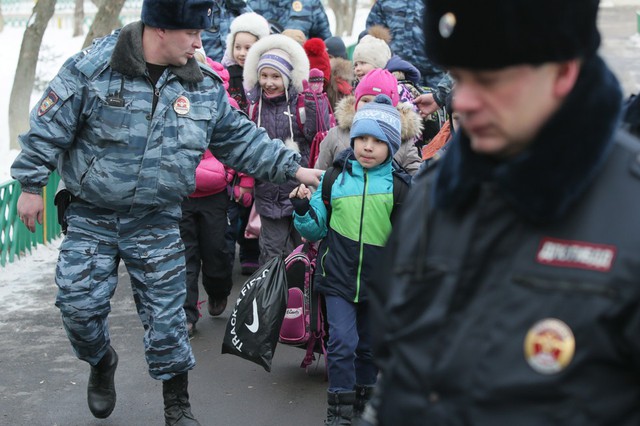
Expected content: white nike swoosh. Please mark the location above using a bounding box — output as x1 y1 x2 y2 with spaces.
245 299 259 333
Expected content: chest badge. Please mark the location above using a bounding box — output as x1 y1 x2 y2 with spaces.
292 1 303 12
174 96 191 115
537 237 616 272
524 318 575 374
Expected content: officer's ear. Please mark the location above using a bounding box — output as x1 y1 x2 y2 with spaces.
553 59 581 99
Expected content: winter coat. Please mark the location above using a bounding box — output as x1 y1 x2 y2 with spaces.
200 1 252 62
227 64 248 112
314 96 423 174
243 34 330 219
190 150 233 198
10 21 301 212
294 152 407 303
247 0 331 40
370 56 640 425
366 0 445 88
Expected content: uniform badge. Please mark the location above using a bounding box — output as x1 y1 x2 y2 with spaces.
537 237 616 272
207 8 212 17
292 1 303 12
38 90 59 117
524 318 575 374
173 96 190 115
439 12 457 39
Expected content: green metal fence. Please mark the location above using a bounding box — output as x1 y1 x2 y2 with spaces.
0 172 62 267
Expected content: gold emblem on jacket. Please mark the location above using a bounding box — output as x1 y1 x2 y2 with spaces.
524 318 575 374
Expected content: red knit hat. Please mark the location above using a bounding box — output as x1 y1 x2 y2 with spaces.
354 69 399 109
303 38 331 87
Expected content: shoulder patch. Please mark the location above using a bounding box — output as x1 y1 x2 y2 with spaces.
38 90 59 117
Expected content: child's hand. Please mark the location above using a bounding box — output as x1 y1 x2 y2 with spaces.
233 185 253 207
290 184 311 200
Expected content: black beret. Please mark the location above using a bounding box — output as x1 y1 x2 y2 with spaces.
141 0 214 30
424 0 601 69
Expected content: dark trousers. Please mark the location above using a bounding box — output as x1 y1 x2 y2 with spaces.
225 200 260 267
325 295 377 392
180 192 232 324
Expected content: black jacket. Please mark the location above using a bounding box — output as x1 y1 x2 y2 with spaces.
371 56 640 425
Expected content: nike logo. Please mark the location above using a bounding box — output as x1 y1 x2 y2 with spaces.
245 299 259 333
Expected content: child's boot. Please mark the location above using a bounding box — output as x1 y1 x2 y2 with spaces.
325 390 355 425
352 384 375 420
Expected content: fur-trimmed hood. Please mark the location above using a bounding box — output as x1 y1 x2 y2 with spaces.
243 34 310 93
330 57 355 85
434 55 623 224
334 95 423 142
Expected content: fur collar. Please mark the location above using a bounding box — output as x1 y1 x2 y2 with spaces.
434 55 623 224
334 95 423 142
110 21 204 82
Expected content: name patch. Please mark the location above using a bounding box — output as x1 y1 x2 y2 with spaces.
536 237 616 272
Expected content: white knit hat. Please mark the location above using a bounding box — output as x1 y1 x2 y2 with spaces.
224 12 270 62
352 35 391 69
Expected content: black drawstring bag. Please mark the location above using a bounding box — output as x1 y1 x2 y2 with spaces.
222 256 288 372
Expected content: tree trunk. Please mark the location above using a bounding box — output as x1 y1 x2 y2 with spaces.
9 0 57 150
82 0 126 49
0 0 5 33
328 0 358 37
73 0 84 37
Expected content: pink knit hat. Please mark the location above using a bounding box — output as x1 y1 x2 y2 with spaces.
354 69 399 109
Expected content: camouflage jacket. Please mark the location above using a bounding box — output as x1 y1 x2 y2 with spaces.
11 21 301 214
247 0 331 39
366 0 446 89
201 0 252 62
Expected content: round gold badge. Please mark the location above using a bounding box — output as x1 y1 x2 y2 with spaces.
524 318 575 374
173 96 190 115
438 12 456 39
292 1 303 12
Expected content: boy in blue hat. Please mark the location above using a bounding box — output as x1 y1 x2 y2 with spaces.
289 94 409 425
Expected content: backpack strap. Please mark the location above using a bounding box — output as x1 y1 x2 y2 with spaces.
390 172 410 224
321 166 342 224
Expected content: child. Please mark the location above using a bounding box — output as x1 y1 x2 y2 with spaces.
243 34 330 264
352 32 391 87
221 12 270 274
222 12 271 112
290 95 410 425
315 69 423 175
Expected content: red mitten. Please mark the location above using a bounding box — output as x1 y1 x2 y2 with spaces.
233 185 253 207
308 68 325 94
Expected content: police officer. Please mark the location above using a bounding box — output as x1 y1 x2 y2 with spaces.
200 0 252 62
10 0 321 424
247 0 331 41
366 0 640 425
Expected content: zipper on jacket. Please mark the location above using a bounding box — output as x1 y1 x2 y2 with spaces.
354 170 368 302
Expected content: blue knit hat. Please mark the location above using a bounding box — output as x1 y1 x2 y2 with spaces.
324 36 347 60
351 94 402 158
141 0 214 30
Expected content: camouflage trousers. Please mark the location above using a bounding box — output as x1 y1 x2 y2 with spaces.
55 201 195 380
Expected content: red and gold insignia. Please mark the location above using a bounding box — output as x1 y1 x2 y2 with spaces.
38 90 59 117
524 318 575 374
292 1 303 12
173 96 190 115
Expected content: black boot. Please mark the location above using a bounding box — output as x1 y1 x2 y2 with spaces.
325 390 356 425
163 372 201 426
352 385 375 420
87 345 118 418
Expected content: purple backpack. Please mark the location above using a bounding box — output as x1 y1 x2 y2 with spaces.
278 242 328 373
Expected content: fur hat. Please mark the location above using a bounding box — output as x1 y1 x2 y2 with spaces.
355 69 399 108
225 12 270 61
141 0 213 30
424 0 601 69
324 36 348 60
351 94 402 158
282 29 307 45
304 38 331 85
353 35 391 69
243 34 310 93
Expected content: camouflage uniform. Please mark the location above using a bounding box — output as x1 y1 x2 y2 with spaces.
366 0 447 90
11 22 301 380
200 0 252 62
247 0 331 39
